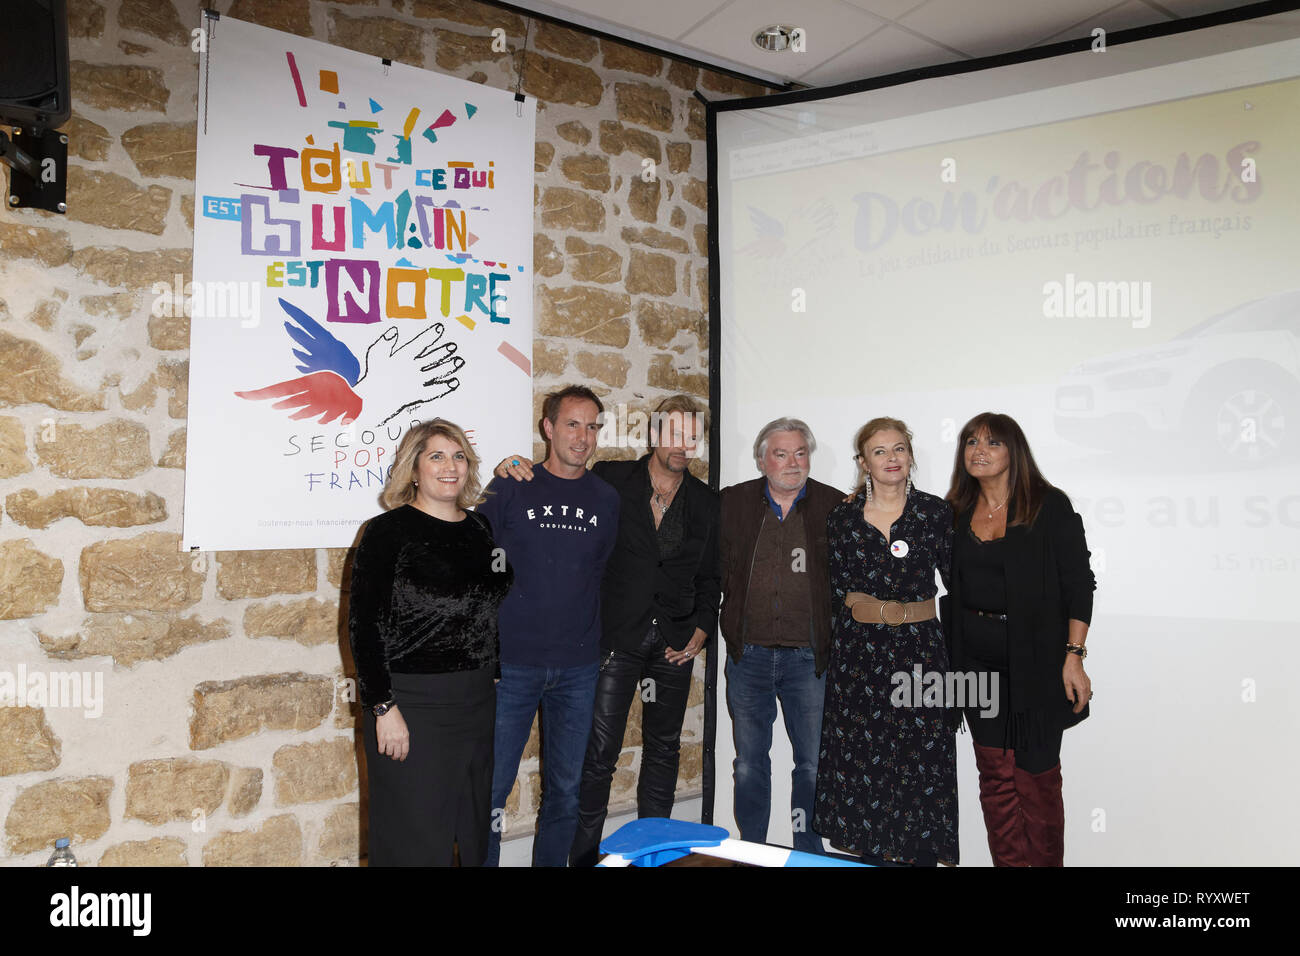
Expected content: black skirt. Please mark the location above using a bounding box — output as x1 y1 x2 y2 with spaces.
363 666 495 866
958 610 1063 773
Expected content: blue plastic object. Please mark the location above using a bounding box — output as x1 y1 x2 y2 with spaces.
600 818 728 865
599 817 870 866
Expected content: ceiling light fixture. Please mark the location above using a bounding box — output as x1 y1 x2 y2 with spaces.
753 24 796 53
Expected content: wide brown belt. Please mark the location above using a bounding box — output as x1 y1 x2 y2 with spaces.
845 592 937 627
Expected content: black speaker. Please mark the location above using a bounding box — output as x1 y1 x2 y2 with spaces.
0 0 71 128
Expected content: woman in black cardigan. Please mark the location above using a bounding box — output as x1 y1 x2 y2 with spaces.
942 412 1094 866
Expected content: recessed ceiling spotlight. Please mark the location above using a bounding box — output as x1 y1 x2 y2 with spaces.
753 24 796 52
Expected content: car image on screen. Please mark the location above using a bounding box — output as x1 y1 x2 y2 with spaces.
1053 290 1300 467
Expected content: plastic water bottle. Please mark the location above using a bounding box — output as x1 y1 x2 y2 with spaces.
46 838 77 867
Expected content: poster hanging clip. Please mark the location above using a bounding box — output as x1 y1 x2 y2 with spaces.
200 9 220 135
512 17 533 118
382 57 392 76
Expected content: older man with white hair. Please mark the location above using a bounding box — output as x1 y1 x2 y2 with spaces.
719 418 844 855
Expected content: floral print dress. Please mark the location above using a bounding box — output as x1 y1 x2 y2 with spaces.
813 488 958 864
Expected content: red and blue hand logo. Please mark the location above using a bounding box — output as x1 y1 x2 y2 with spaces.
235 298 464 426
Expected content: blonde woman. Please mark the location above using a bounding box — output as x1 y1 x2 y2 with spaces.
348 419 513 866
813 417 958 866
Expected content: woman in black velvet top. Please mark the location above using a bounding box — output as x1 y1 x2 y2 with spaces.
942 412 1094 867
349 418 512 867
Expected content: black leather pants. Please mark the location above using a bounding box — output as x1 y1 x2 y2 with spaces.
569 625 694 866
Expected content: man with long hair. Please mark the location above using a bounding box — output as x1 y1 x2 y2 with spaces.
568 394 720 867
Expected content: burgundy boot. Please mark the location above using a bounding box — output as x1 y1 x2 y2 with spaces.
972 743 1028 867
1014 762 1065 866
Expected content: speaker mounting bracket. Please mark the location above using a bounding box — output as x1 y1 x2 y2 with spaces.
2 125 67 214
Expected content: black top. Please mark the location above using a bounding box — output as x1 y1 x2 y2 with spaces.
591 455 721 652
348 504 514 709
955 525 1007 613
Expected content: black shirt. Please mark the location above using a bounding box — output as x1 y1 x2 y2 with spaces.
591 455 721 652
348 504 513 708
649 464 686 558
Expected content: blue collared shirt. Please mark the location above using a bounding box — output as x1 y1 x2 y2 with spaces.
763 481 807 522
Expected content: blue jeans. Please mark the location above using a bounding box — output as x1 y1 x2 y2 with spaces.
486 661 599 866
725 644 827 855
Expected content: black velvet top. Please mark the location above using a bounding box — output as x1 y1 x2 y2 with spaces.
348 504 513 709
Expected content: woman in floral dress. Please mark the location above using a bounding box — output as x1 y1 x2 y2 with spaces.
813 417 958 866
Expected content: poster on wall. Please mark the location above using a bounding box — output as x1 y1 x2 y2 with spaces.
182 14 536 551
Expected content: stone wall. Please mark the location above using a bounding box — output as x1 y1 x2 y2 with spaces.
0 0 765 864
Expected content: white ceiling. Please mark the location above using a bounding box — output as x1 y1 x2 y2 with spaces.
504 0 1264 88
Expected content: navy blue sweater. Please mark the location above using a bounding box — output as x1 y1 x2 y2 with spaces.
476 465 620 667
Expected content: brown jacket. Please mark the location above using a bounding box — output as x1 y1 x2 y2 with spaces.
719 476 844 676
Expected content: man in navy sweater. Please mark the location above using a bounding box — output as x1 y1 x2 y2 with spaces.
477 385 620 867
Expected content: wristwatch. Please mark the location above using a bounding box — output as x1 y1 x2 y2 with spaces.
372 698 396 716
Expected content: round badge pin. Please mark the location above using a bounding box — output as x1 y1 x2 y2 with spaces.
890 540 909 558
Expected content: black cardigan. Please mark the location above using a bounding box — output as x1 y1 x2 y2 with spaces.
941 486 1095 749
591 455 720 652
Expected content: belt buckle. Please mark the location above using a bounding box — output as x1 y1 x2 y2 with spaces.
878 600 908 627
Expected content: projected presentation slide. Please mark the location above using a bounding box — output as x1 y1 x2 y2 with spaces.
720 36 1300 623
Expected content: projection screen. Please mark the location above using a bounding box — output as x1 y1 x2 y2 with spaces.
714 2 1300 865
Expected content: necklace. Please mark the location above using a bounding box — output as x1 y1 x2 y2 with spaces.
982 498 1007 519
651 474 683 516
